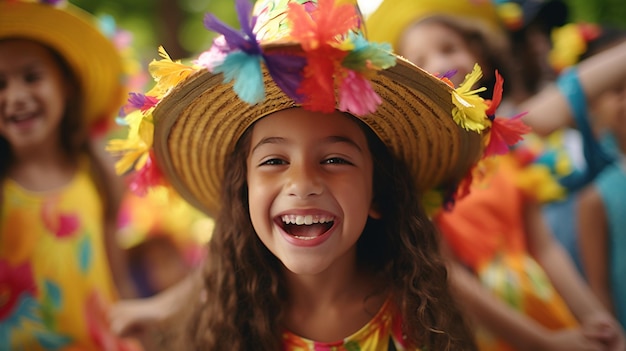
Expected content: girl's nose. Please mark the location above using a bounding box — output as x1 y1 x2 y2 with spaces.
4 79 29 111
286 162 323 199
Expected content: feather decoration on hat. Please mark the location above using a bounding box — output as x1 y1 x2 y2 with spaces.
127 151 166 196
484 71 531 156
287 0 353 113
108 45 193 182
202 0 307 104
286 0 395 115
147 47 196 97
444 69 531 208
342 32 396 72
106 109 154 175
451 64 489 132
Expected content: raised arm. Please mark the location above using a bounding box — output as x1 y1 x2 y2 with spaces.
520 40 626 137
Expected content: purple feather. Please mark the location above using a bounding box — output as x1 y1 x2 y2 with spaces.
264 52 307 103
203 0 261 55
127 92 147 110
41 0 64 5
439 69 458 80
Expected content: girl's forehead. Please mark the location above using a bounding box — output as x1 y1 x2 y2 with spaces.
0 38 49 54
248 109 370 148
252 109 364 134
0 39 57 69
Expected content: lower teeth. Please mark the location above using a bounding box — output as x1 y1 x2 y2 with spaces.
294 236 317 240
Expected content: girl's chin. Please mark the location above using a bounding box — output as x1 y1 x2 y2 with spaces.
280 259 330 276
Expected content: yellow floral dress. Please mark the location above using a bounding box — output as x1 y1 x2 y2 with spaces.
283 299 415 351
0 166 140 351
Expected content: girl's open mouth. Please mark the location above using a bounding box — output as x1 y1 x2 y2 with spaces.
280 214 334 240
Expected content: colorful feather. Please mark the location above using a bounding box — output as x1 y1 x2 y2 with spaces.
338 71 381 116
452 64 488 132
299 48 345 113
203 0 259 55
264 50 307 102
342 32 395 72
287 0 357 51
214 51 265 104
485 114 531 156
484 71 531 156
127 151 167 196
194 36 229 71
147 47 196 97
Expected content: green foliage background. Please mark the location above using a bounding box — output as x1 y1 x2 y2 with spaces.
566 0 626 28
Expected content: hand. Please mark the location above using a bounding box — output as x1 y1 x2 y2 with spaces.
108 297 173 337
84 292 145 351
540 328 607 351
581 312 626 351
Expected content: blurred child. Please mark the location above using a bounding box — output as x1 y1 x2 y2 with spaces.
570 25 626 329
0 1 139 349
519 25 626 276
117 190 212 298
106 0 517 349
114 190 212 349
367 0 525 111
368 1 626 350
578 75 626 328
493 0 569 98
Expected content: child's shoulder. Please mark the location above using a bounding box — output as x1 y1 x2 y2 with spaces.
3 158 99 202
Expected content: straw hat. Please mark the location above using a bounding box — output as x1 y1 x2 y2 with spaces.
366 0 502 50
109 0 511 217
0 0 125 125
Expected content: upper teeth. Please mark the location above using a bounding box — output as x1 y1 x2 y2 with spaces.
281 215 333 225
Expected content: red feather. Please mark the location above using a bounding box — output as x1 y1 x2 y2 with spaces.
485 113 531 156
298 48 347 113
486 70 503 116
287 0 357 112
288 0 358 50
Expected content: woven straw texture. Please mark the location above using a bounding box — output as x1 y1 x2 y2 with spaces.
153 54 482 216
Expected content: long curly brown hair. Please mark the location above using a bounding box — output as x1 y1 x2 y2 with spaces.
179 116 477 350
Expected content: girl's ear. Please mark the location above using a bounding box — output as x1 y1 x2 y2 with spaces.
368 202 382 219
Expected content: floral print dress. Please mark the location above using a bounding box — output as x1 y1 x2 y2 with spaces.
283 299 415 351
0 165 140 351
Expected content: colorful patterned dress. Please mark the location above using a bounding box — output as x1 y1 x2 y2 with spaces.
0 164 140 351
435 153 578 351
283 299 413 351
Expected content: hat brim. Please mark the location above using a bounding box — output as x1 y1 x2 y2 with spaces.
0 2 124 124
153 49 482 217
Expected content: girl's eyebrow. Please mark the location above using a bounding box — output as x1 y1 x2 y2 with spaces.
251 136 287 153
325 135 363 152
251 135 362 153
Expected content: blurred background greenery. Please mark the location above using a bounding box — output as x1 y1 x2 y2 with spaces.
75 0 626 66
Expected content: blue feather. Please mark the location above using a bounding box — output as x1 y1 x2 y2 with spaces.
215 51 265 104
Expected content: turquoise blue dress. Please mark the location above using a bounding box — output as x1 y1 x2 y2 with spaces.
594 159 626 328
542 68 619 273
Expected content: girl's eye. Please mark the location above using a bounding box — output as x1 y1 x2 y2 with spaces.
24 72 42 83
323 157 352 165
260 158 287 166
